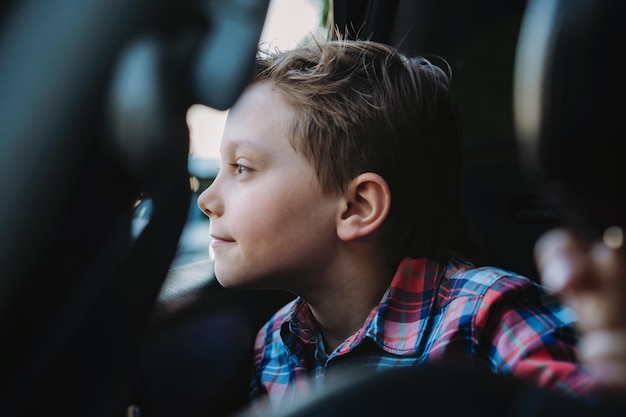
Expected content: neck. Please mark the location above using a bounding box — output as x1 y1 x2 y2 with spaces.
304 251 397 354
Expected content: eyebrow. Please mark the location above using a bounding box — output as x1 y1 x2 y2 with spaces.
220 139 272 156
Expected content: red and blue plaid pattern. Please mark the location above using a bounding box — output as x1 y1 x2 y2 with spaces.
251 257 592 409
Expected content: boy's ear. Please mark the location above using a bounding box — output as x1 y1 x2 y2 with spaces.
337 172 391 241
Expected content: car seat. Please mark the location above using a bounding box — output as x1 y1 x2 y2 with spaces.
0 1 270 416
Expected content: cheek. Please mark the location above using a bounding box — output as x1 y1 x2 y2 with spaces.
236 192 307 241
228 167 339 246
239 188 336 246
273 202 338 251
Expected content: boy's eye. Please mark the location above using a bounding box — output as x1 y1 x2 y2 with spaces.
231 163 251 175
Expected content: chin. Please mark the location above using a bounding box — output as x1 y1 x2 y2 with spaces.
213 268 254 289
213 272 241 289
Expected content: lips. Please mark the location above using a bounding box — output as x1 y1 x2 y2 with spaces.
210 234 235 245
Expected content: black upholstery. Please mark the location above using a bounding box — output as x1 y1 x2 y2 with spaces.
514 0 626 238
137 261 294 417
0 1 270 416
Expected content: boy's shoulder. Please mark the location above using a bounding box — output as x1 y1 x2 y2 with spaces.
440 262 542 303
439 262 575 322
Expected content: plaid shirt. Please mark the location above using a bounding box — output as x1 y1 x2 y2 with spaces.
251 257 592 408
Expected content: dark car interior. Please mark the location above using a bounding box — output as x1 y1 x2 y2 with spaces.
0 0 623 417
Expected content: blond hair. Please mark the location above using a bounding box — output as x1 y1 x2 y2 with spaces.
253 39 483 265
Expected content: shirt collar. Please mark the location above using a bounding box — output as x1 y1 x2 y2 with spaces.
364 257 447 354
281 257 468 357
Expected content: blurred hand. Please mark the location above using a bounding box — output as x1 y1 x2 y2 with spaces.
535 228 626 392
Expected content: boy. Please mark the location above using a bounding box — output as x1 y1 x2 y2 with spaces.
196 39 593 408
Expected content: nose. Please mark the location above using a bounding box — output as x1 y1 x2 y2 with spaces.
197 177 222 218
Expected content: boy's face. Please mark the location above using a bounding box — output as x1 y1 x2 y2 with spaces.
197 82 342 290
